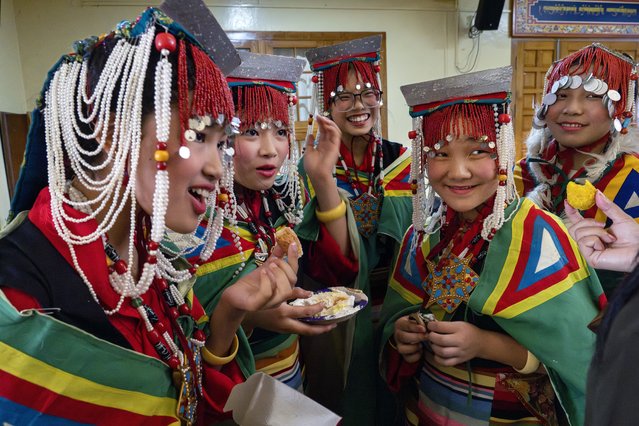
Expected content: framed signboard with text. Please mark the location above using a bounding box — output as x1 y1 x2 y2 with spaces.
513 0 639 37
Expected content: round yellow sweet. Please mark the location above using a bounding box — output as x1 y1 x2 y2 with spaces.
566 180 597 210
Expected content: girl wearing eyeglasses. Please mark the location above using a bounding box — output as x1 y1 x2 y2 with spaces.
298 36 413 426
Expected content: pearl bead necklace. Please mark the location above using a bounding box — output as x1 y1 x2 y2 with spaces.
44 24 175 314
408 116 444 253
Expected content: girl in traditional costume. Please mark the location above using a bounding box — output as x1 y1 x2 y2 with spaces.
298 35 413 424
515 44 639 295
0 2 298 424
380 66 604 426
190 51 353 390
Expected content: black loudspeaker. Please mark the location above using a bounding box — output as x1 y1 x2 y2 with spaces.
474 0 506 31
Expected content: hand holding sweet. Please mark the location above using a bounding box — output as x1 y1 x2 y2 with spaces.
565 191 639 273
303 115 342 184
393 315 429 363
222 243 299 313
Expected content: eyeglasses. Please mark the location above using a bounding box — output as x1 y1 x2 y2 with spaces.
330 89 383 112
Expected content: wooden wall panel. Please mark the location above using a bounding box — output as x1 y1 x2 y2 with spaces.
513 40 555 159
0 112 29 199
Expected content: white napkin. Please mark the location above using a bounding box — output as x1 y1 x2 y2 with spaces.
224 372 341 426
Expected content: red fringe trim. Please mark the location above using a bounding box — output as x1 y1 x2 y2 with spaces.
190 44 235 122
421 103 496 147
548 45 634 117
177 40 235 142
234 85 290 130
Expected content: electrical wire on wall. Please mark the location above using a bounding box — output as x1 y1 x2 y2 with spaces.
455 12 481 74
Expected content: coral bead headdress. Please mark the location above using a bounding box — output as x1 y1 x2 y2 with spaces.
527 43 639 181
6 0 244 421
402 66 517 240
226 51 306 226
217 52 305 275
305 35 383 137
9 0 240 311
6 2 244 421
305 36 388 238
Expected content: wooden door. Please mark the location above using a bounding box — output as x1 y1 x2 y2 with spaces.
513 40 556 160
0 112 29 199
269 42 323 143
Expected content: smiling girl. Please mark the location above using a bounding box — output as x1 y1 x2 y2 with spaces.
299 35 413 425
516 44 639 295
380 67 604 426
191 52 353 391
517 44 639 224
0 3 298 424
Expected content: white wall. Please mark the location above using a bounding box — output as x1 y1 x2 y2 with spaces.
0 0 26 113
0 0 27 222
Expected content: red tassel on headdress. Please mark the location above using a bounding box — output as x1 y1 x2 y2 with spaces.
178 39 190 142
321 61 380 111
547 45 634 118
422 103 496 148
235 85 290 131
177 39 235 146
190 44 235 120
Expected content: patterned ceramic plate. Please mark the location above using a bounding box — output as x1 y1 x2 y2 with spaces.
289 286 368 325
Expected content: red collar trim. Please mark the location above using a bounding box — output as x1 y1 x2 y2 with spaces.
28 188 136 316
